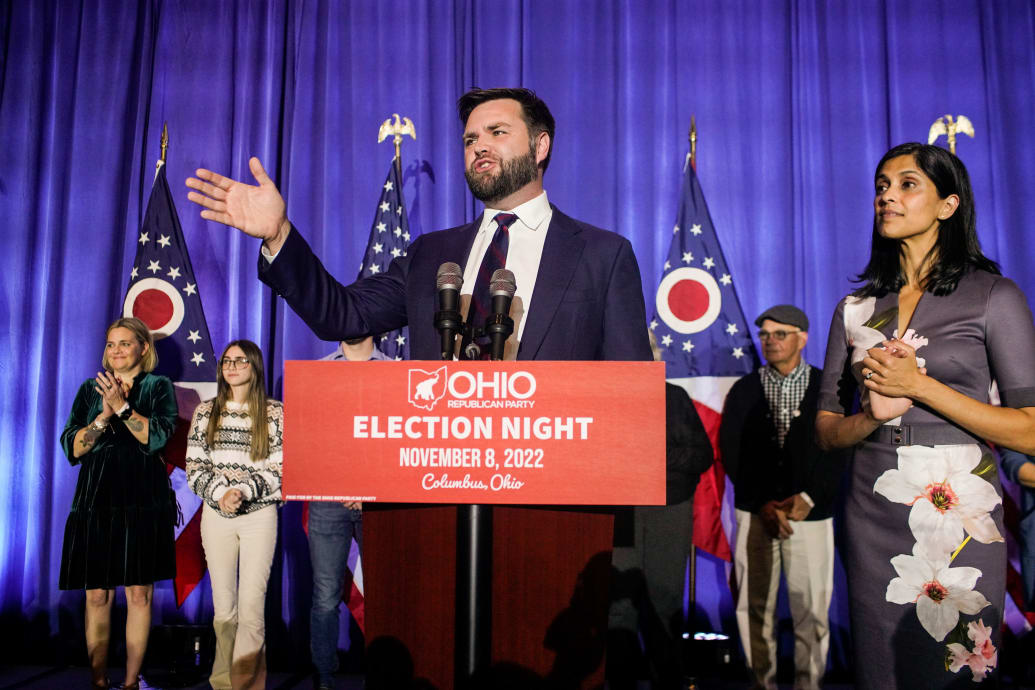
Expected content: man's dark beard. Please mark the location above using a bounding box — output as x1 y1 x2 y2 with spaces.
464 146 539 204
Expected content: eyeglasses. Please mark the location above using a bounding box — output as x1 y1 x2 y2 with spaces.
757 329 801 342
221 357 251 369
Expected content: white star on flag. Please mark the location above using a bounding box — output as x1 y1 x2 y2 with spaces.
664 260 671 270
682 252 693 264
720 273 732 285
690 224 702 235
661 334 673 347
369 264 380 274
157 234 171 248
396 334 406 346
673 225 680 234
732 347 744 358
682 340 695 352
377 222 387 233
379 201 390 212
187 330 201 343
148 260 161 274
190 352 205 365
373 242 383 254
383 181 393 191
395 206 402 215
390 248 401 258
703 257 715 269
130 267 138 279
167 266 181 280
138 232 149 245
650 319 658 330
183 283 197 296
403 232 410 241
726 323 739 335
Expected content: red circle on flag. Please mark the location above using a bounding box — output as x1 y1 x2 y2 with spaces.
655 267 722 334
132 289 175 330
668 280 710 322
123 277 185 340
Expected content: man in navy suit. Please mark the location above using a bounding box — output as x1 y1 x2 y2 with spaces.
185 87 651 362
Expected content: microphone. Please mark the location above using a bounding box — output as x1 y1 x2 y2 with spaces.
434 262 464 360
485 269 516 361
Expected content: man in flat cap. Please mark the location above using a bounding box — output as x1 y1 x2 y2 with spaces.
719 305 847 690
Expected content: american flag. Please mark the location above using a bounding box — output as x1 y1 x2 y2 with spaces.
358 158 412 360
122 161 215 606
651 154 758 561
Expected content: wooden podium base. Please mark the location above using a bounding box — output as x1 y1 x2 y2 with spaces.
364 504 614 689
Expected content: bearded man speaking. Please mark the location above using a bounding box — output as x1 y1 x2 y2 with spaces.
185 87 652 362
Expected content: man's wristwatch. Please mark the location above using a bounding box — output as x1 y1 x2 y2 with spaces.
91 418 108 431
117 402 133 420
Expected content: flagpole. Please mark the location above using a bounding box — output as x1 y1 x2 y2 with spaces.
687 115 698 652
380 106 490 683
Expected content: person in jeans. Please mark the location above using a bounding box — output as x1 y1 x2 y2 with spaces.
309 336 388 689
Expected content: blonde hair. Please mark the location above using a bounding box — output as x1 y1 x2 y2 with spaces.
206 340 270 462
102 317 158 372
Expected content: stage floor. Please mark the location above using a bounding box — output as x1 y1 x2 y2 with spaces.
0 666 867 690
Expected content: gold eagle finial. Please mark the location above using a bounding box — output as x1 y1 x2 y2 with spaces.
378 114 416 146
928 114 975 155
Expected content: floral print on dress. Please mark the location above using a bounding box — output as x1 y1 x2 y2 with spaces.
885 542 990 641
874 444 1003 557
843 295 887 367
946 619 998 682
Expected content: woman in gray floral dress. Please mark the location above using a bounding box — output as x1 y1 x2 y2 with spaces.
816 143 1035 687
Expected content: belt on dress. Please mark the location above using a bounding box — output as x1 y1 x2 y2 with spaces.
865 422 982 447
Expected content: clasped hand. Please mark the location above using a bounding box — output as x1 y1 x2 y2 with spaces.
860 339 927 422
218 489 244 515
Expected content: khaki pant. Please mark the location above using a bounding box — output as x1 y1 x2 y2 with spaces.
733 509 834 690
201 503 278 690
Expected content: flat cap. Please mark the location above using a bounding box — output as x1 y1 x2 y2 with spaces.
754 304 809 332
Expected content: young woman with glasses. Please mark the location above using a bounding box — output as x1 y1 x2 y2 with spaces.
186 340 283 690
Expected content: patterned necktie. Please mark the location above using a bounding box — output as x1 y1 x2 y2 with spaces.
462 212 518 359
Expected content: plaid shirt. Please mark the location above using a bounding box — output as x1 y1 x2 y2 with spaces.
760 359 810 447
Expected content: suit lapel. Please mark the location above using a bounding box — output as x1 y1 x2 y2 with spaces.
518 208 585 359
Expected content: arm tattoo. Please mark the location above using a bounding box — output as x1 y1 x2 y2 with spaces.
125 416 145 432
80 427 102 449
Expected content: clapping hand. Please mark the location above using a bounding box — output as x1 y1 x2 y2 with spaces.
94 371 128 415
186 157 291 249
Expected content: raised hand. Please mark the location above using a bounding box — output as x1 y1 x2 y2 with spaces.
185 157 291 250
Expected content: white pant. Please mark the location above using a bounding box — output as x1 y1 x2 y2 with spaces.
201 503 278 690
733 509 834 690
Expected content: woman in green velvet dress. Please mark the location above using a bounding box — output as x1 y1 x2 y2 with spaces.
59 317 178 690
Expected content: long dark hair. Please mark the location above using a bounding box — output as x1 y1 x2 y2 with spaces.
854 142 999 297
206 340 270 462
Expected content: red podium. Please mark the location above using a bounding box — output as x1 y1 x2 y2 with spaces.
284 361 665 689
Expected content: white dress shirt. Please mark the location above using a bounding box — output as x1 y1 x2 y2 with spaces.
462 191 552 343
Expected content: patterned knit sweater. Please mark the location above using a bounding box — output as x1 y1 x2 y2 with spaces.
186 399 283 517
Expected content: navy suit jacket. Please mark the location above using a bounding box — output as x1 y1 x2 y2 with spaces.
258 206 653 361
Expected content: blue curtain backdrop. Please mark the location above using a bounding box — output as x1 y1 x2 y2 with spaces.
3 0 1034 674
